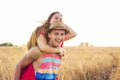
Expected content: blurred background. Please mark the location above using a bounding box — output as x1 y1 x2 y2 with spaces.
0 0 120 46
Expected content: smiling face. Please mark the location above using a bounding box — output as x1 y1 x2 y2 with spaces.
50 13 62 24
48 29 65 47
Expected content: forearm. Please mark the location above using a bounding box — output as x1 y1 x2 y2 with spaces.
38 43 60 54
64 25 77 41
14 52 34 80
14 64 22 80
37 35 60 54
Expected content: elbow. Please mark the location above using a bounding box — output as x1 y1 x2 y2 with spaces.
73 32 77 37
64 32 77 41
71 31 77 39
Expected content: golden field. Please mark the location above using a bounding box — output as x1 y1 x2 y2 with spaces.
0 46 120 80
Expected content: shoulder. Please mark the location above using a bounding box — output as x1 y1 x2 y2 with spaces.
28 46 42 59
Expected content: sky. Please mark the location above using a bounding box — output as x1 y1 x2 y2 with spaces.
0 0 120 46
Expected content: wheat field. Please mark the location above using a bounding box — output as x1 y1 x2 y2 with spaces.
0 46 120 80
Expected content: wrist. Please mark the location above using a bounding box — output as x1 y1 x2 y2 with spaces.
55 48 62 54
54 48 60 54
59 48 63 53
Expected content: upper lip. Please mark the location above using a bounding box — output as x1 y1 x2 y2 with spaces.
55 39 62 43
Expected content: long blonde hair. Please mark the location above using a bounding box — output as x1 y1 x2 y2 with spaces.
27 11 61 50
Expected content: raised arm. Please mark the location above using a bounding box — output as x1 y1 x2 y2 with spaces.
64 25 77 41
34 12 76 54
37 26 76 55
37 24 76 54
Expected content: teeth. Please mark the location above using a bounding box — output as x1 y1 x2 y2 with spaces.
56 40 61 43
55 38 63 43
57 40 60 42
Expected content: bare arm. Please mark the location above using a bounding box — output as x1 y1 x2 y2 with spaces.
64 25 77 41
14 47 41 80
37 25 76 54
37 34 61 54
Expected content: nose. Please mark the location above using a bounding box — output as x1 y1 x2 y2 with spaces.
57 34 63 41
55 17 59 20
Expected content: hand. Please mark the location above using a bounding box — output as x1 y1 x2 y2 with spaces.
59 47 64 57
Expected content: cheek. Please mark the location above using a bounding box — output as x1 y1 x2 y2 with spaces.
50 19 53 24
48 34 55 40
62 36 65 39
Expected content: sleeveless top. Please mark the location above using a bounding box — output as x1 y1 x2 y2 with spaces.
36 30 63 80
36 54 61 80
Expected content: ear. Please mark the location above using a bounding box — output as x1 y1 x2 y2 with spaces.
48 33 51 39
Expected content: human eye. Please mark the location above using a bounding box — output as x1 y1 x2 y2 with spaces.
61 33 65 36
55 16 58 20
54 32 59 35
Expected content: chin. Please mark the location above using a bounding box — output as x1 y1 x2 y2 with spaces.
51 42 61 47
53 44 60 47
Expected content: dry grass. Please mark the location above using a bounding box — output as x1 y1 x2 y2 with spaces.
0 46 120 80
